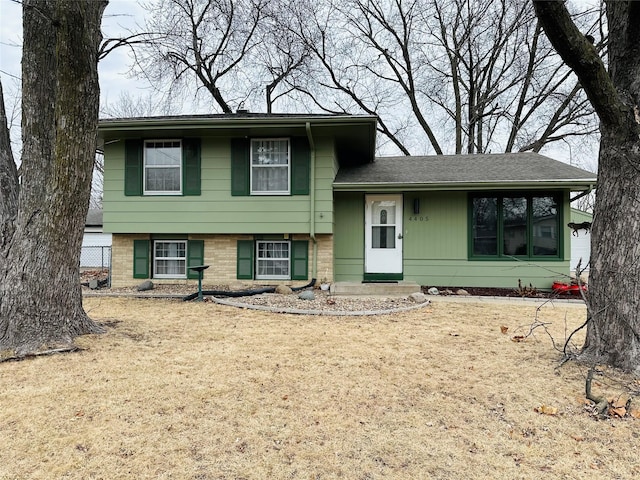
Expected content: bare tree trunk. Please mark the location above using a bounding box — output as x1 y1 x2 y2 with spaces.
0 0 107 357
584 135 640 371
534 0 640 372
0 83 19 247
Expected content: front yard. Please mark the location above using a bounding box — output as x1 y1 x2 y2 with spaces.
0 298 637 479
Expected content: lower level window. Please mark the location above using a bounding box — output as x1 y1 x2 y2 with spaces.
256 241 290 279
154 240 187 278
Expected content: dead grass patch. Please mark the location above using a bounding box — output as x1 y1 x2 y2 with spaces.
1 298 638 479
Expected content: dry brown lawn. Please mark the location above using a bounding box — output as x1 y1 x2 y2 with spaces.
1 297 639 479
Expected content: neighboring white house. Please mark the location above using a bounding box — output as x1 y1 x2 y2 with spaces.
570 208 592 274
82 209 112 268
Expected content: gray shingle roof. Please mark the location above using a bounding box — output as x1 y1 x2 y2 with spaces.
334 153 596 188
85 209 103 226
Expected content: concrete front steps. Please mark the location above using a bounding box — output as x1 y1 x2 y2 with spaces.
330 281 422 297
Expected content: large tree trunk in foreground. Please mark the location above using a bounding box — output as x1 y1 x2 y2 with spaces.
534 1 640 372
585 134 640 371
0 0 107 357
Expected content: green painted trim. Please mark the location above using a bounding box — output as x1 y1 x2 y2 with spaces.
363 273 403 281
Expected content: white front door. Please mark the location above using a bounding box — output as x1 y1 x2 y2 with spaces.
365 194 403 274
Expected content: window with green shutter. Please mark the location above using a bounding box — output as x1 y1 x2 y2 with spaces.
124 138 201 196
231 137 310 196
236 239 308 280
133 239 205 279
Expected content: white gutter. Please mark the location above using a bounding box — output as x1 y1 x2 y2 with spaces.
570 185 595 202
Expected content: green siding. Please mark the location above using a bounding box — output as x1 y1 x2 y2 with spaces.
570 208 592 223
333 190 572 289
403 192 467 260
103 136 336 234
402 259 571 288
333 192 365 280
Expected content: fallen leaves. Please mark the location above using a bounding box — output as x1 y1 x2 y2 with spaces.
500 325 508 334
607 396 629 418
534 404 558 415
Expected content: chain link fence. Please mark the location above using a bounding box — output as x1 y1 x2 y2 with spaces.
80 246 111 288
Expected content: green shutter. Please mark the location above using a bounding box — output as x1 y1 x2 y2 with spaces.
291 240 309 280
231 138 250 196
291 137 310 195
237 240 254 279
183 138 201 196
133 239 150 279
187 239 205 279
125 139 143 196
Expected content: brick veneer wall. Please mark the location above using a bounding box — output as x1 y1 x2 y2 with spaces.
110 233 334 288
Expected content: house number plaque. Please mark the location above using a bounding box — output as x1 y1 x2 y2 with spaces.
408 216 429 222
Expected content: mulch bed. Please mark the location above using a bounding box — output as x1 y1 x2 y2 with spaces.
423 285 584 299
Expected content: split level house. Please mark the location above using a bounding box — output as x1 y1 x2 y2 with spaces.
98 113 597 289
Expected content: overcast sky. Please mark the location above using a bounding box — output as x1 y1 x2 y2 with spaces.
0 0 150 114
0 0 602 114
0 0 600 167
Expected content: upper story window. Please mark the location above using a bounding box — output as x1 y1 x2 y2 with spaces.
250 139 290 194
144 140 182 194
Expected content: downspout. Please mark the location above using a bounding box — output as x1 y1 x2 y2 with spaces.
569 185 594 203
305 122 318 280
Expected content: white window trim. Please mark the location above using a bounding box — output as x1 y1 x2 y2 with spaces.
255 240 290 280
153 240 187 279
250 138 290 195
144 139 183 195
